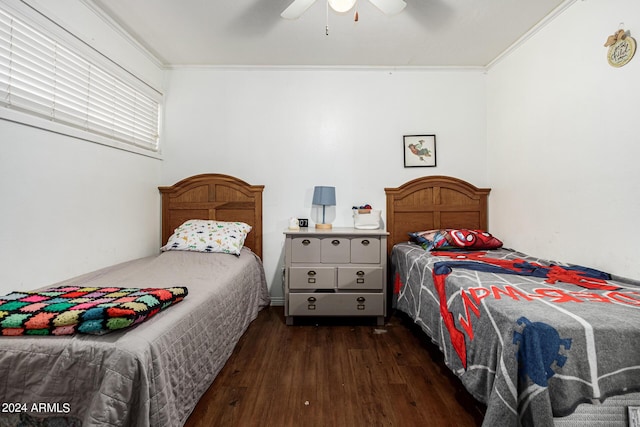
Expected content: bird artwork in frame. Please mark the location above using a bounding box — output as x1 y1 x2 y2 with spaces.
403 135 436 167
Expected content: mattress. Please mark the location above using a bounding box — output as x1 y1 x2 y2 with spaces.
391 243 640 427
0 248 270 426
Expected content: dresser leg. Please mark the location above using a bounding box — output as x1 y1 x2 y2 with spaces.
286 316 294 326
376 316 384 326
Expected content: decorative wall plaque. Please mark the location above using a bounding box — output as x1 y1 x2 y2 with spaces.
604 29 636 68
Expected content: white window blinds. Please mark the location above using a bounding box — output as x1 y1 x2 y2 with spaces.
0 7 160 152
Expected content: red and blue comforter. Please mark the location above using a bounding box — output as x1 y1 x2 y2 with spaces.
392 244 640 427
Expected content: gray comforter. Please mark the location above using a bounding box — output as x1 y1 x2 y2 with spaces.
0 248 270 426
392 243 640 427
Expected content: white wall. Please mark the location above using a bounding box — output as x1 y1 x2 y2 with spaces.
162 68 488 302
0 0 164 294
487 0 640 278
0 121 162 294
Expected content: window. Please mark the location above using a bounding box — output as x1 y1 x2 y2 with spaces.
0 5 161 154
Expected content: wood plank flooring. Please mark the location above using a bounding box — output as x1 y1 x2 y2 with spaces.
184 307 485 427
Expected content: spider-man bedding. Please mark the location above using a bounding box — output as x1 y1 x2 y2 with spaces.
391 243 640 427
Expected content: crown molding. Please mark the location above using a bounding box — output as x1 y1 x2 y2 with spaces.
165 64 487 72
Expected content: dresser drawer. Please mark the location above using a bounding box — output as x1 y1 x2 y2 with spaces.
350 237 380 263
337 266 383 290
289 267 334 289
291 237 321 263
321 237 350 263
288 293 383 316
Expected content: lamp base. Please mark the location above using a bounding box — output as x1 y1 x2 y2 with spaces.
315 223 332 229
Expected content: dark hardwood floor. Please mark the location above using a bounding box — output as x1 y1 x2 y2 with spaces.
184 307 485 427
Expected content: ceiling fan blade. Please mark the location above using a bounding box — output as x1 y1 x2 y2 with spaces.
281 0 317 19
368 0 406 15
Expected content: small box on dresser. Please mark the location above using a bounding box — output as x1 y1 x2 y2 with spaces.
283 227 388 326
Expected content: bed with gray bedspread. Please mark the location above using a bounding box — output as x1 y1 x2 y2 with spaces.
392 243 640 427
0 248 270 426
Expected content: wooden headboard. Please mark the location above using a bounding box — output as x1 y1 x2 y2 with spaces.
159 174 265 259
384 175 490 254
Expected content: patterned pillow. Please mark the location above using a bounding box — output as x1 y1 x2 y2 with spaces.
0 286 188 336
409 229 503 251
161 219 251 255
409 229 450 249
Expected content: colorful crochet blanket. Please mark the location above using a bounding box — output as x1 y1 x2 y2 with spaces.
0 286 188 336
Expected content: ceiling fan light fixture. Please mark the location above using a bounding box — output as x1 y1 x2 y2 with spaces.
328 0 357 13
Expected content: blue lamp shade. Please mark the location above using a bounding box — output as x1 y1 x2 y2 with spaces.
312 186 336 207
312 186 336 229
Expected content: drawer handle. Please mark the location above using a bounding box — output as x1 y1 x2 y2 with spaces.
302 239 311 246
356 270 365 277
307 270 316 276
356 297 366 303
307 297 316 303
361 239 370 246
331 239 340 246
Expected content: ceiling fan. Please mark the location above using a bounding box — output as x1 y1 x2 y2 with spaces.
281 0 407 20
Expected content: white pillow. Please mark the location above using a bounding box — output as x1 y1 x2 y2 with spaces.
161 220 252 255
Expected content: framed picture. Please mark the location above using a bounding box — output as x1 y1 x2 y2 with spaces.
629 406 640 427
403 135 436 167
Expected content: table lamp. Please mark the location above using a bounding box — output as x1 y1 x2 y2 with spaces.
312 186 336 229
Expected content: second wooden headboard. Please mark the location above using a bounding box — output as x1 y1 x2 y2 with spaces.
384 175 490 254
159 174 264 259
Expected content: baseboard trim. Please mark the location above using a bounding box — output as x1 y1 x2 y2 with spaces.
269 297 284 306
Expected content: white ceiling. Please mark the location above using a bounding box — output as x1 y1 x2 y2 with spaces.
88 0 568 68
